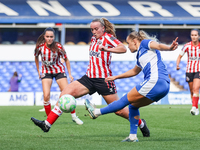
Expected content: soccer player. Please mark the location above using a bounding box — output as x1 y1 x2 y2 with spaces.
176 29 200 115
31 18 150 137
85 30 178 142
34 27 83 125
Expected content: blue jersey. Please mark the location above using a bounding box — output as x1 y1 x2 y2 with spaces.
136 39 170 82
135 39 170 101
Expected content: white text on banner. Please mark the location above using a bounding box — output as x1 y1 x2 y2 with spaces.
35 92 102 106
0 92 34 106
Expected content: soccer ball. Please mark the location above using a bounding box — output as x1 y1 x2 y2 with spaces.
58 94 76 113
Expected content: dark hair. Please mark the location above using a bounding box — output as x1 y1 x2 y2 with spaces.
34 27 65 55
91 18 116 38
13 71 18 77
191 29 200 35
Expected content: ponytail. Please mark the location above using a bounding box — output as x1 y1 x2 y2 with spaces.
128 30 158 42
101 18 116 38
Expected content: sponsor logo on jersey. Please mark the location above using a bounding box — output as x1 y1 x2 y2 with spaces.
110 36 116 41
43 60 55 66
189 57 199 61
89 51 101 58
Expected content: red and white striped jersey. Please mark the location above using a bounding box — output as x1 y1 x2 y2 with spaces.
180 41 200 73
86 32 121 78
34 42 67 74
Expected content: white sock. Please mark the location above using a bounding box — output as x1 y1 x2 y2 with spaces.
139 120 144 128
45 120 51 127
71 113 76 118
95 108 101 116
129 134 137 140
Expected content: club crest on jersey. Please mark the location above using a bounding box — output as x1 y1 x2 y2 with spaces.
97 40 102 45
52 53 57 58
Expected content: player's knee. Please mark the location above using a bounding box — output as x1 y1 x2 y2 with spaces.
43 95 50 102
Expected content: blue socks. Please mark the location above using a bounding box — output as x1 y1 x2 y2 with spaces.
100 93 139 135
129 104 139 134
100 94 130 115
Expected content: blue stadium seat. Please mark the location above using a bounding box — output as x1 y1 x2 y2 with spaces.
3 72 11 78
0 61 188 92
174 71 185 83
12 62 21 66
183 83 189 91
124 78 131 83
34 87 43 92
2 62 11 66
23 72 31 77
23 87 33 92
21 82 29 88
51 87 57 91
2 83 10 90
179 78 186 87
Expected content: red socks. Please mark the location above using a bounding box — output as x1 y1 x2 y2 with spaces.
46 105 63 125
138 119 142 126
71 109 75 114
44 101 51 116
192 96 199 108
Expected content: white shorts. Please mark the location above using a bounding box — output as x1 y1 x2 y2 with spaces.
136 78 170 102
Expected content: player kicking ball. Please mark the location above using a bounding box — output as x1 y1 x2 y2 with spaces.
85 30 178 142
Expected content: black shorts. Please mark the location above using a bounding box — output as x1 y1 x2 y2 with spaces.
77 75 117 95
186 72 200 82
41 73 67 80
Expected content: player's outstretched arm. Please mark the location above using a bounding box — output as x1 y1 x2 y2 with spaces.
150 37 178 51
99 43 127 54
106 65 141 81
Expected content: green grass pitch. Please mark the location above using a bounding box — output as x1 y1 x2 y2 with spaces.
0 105 200 150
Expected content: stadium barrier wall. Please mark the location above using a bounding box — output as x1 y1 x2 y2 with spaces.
0 91 193 106
0 92 34 106
35 92 101 106
0 92 101 106
112 91 193 105
0 45 187 61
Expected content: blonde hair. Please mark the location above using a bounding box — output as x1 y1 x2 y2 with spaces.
91 18 116 38
128 30 158 42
